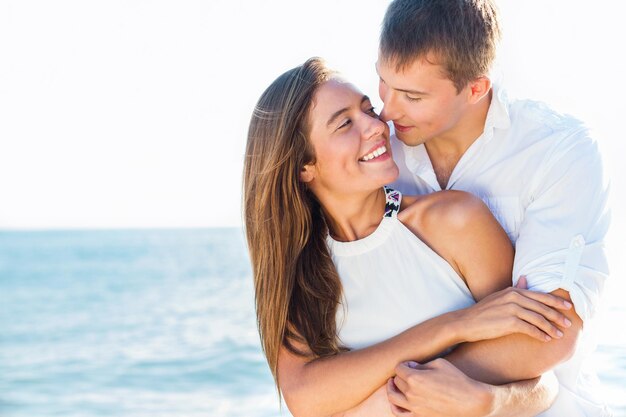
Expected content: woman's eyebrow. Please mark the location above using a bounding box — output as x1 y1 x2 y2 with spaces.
326 95 370 127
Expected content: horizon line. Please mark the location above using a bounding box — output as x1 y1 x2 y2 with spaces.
0 225 244 233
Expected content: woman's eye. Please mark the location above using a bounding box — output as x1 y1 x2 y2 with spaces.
366 106 378 116
338 119 352 130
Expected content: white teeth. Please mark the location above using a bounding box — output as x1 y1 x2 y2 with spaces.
360 145 387 161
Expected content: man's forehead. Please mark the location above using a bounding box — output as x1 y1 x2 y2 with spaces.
376 52 444 75
376 54 452 90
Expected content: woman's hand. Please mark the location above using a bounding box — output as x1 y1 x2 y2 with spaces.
455 277 573 343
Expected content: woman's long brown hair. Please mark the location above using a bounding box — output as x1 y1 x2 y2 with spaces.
243 58 347 388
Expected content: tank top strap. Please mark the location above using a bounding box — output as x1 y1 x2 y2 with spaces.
383 186 402 218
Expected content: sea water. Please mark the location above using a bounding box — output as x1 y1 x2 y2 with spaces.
0 229 624 416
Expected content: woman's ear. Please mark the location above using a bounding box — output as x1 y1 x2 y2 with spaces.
300 164 315 183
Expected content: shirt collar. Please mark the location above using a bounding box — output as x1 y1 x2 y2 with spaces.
486 84 511 132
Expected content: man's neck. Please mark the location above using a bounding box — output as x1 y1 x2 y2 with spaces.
425 90 492 189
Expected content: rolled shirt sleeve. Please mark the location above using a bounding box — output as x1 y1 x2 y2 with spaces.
512 128 610 322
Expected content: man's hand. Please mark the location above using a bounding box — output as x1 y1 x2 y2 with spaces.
387 359 493 417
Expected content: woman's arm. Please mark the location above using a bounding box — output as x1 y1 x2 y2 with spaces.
278 309 462 417
386 191 563 416
280 192 570 417
279 289 568 417
331 362 558 417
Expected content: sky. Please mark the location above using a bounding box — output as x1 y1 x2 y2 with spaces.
0 0 624 231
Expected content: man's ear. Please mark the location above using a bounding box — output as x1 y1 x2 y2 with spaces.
300 163 315 183
467 76 492 104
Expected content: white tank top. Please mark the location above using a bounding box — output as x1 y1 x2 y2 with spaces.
327 187 475 350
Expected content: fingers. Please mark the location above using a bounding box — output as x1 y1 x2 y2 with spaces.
515 275 528 289
506 292 572 329
508 286 572 310
468 286 574 342
393 374 410 393
425 357 452 369
390 402 411 417
508 306 561 341
387 378 411 413
394 361 424 379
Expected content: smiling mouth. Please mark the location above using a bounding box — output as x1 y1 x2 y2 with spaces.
393 123 411 133
359 144 387 161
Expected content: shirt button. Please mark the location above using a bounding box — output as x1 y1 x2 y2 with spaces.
572 235 585 248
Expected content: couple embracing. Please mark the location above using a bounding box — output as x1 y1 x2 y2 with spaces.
243 1 611 416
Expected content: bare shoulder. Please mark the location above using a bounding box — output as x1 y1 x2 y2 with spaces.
398 191 513 296
399 190 490 234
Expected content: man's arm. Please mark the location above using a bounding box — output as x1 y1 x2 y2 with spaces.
512 128 610 325
447 128 610 384
390 128 610 414
486 372 560 417
441 128 606 384
444 288 580 385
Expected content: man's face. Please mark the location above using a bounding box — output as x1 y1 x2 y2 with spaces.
377 54 471 147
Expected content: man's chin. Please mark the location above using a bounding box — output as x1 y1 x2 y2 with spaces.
394 131 425 147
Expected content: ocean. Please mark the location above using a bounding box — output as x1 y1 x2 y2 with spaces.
0 228 624 416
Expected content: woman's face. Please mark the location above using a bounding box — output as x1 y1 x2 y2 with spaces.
302 79 399 199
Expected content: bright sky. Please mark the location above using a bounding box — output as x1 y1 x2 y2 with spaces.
0 0 624 231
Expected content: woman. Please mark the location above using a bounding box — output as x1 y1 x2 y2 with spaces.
243 58 571 417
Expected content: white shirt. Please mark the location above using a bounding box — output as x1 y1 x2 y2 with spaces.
390 86 611 416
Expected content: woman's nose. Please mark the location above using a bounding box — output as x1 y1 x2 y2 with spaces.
363 114 386 139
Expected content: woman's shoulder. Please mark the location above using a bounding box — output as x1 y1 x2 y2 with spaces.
399 190 490 233
398 190 504 281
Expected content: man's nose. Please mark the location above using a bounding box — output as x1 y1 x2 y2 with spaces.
379 92 400 122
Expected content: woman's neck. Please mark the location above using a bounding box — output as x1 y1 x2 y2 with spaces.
319 188 387 242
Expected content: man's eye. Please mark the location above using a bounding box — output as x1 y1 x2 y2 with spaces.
406 95 421 102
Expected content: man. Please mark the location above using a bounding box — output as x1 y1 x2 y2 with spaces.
378 0 611 416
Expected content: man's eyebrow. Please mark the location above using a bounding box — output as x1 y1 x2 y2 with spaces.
326 95 370 127
396 87 429 96
376 67 429 96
